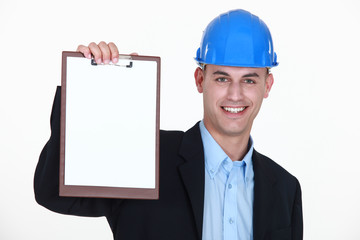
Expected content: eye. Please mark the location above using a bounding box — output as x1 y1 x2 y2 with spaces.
244 79 255 84
216 77 228 83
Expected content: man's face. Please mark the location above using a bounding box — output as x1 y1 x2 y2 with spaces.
194 64 274 139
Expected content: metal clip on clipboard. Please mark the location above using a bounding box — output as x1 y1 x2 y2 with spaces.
91 55 133 68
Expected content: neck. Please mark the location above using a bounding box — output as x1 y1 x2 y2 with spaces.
219 136 250 161
207 129 251 162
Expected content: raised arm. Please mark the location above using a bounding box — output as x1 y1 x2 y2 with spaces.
34 42 123 216
34 86 116 217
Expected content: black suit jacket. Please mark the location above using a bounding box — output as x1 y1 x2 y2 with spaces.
34 87 303 240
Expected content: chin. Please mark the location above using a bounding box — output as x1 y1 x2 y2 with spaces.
222 128 247 137
217 123 248 137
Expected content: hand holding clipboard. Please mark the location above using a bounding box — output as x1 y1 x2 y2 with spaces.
77 41 138 64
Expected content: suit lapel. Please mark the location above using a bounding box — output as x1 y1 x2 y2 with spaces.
252 150 277 240
178 122 205 240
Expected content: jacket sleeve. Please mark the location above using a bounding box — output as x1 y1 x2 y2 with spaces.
291 179 303 239
34 86 114 217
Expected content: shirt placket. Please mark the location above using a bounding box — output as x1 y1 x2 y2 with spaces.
223 161 238 240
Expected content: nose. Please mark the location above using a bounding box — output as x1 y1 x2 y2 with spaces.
227 82 243 101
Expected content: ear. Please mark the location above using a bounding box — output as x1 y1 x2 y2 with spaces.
264 73 274 98
194 67 205 93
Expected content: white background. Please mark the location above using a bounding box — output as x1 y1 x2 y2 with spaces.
1 0 360 239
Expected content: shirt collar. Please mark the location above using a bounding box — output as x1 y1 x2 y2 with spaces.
199 120 254 180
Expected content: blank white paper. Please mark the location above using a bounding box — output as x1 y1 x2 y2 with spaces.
64 57 157 189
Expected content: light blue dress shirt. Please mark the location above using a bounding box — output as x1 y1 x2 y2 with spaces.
199 121 254 240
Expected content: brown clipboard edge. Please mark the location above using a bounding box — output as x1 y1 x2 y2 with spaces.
59 51 160 199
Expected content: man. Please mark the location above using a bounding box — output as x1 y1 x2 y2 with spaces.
34 9 303 240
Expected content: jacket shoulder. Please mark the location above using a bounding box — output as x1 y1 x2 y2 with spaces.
160 129 185 137
159 129 185 150
253 150 300 185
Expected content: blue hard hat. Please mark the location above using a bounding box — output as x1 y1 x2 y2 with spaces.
195 9 278 68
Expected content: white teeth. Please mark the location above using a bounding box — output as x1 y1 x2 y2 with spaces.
223 107 246 113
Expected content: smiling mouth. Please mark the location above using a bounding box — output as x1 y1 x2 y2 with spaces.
222 106 247 113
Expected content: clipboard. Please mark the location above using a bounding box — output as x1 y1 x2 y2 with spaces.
59 51 160 199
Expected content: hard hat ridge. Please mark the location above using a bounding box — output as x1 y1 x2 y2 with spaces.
195 9 278 68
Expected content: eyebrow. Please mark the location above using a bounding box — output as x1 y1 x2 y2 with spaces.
242 73 260 78
212 71 260 78
213 71 230 76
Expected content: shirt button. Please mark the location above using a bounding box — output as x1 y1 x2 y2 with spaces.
210 169 215 174
229 218 234 224
228 184 232 189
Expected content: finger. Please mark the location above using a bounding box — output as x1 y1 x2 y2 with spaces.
98 41 111 64
77 45 91 59
108 42 119 63
88 42 102 64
